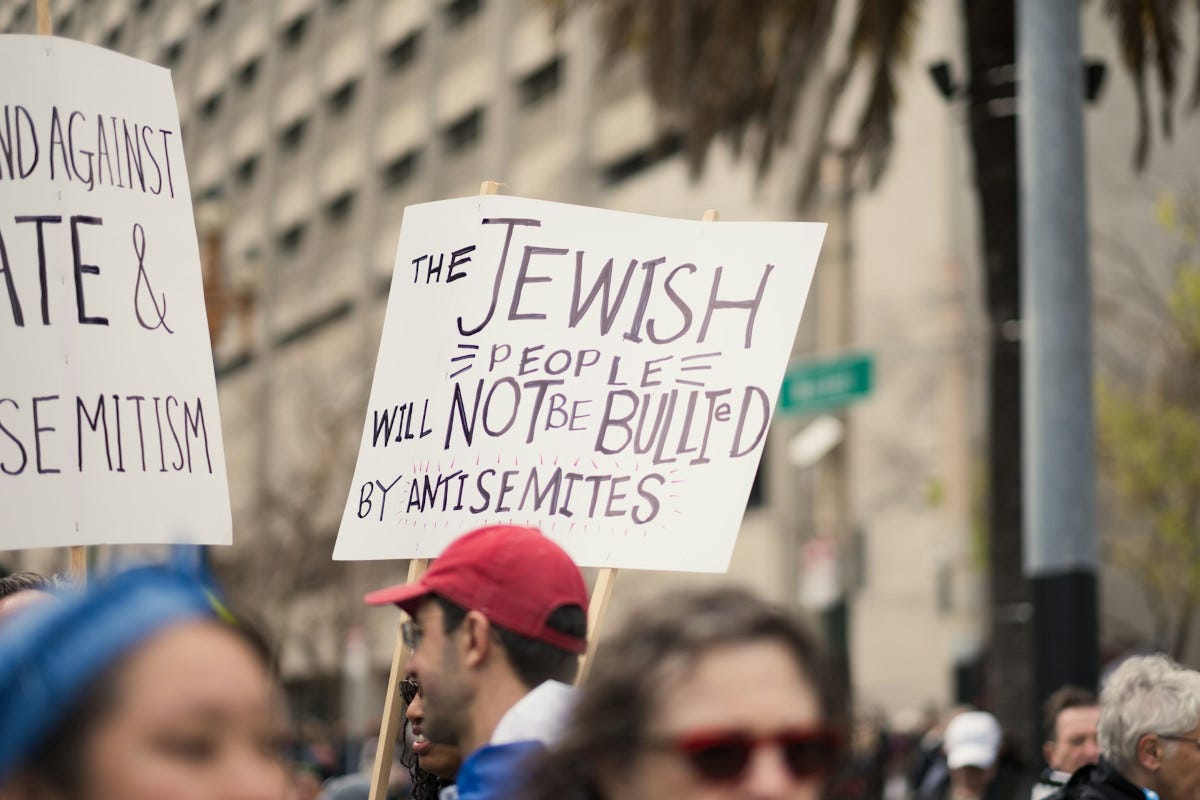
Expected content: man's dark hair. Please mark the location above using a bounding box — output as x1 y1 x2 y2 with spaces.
435 596 586 687
1043 685 1097 742
0 571 51 600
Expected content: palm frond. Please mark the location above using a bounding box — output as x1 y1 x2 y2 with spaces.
570 0 925 198
847 0 922 189
1105 0 1151 166
756 0 839 176
1190 0 1200 110
1148 0 1181 137
1102 0 1190 166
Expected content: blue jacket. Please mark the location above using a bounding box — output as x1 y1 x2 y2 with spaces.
452 740 545 800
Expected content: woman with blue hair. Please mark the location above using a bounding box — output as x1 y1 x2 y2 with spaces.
0 566 289 800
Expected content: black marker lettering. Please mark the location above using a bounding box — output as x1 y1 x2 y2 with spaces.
697 263 775 348
0 398 28 475
456 217 540 336
14 215 62 325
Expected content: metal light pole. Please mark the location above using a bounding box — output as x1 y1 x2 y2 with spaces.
1017 0 1100 715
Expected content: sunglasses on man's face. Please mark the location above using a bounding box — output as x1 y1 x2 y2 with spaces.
656 727 841 784
400 677 420 706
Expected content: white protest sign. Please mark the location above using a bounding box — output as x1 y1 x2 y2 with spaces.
335 195 823 572
0 36 230 550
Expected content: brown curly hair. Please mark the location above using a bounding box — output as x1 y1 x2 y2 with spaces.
521 585 846 800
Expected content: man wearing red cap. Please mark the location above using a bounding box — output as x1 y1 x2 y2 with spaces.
366 525 589 800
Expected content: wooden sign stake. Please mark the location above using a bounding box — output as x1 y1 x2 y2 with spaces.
368 179 502 800
36 0 52 35
577 566 616 683
368 557 428 800
575 207 719 685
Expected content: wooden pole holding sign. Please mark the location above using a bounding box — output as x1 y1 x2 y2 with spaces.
69 547 88 587
574 208 719 685
368 557 428 800
35 0 88 589
577 566 617 683
367 179 502 800
36 0 52 35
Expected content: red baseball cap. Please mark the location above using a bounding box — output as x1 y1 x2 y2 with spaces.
364 525 589 654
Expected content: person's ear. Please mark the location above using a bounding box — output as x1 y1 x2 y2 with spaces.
460 610 493 668
1044 741 1056 767
1137 733 1165 772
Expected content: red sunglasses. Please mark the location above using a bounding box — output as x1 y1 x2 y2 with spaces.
658 727 842 784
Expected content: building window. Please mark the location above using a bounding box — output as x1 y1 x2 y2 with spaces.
279 118 308 151
201 1 223 28
442 108 483 154
162 39 186 67
602 132 683 186
198 184 224 203
281 14 310 49
199 92 223 120
382 149 421 188
235 155 259 186
518 57 562 108
104 24 124 49
443 0 483 29
277 223 307 254
325 190 355 222
326 81 357 115
237 58 260 88
384 31 422 73
136 0 156 12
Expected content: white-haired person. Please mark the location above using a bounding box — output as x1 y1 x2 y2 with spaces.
1052 654 1200 800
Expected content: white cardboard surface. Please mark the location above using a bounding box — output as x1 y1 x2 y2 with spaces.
0 36 230 550
336 195 823 572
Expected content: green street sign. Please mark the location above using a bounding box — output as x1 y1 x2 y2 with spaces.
779 353 874 415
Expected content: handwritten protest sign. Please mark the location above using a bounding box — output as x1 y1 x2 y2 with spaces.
335 195 823 572
0 36 230 550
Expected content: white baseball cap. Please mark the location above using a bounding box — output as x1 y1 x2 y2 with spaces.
944 711 1002 770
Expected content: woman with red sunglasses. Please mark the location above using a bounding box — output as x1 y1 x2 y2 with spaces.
522 586 845 800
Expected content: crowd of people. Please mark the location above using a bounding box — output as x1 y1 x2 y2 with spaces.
2 525 1199 800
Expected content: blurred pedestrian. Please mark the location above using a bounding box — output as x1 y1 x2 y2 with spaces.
1052 654 1200 800
937 710 1028 800
945 711 1002 800
291 764 323 800
0 565 289 800
522 585 845 800
914 707 973 800
364 525 587 800
316 733 408 800
1033 687 1100 800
